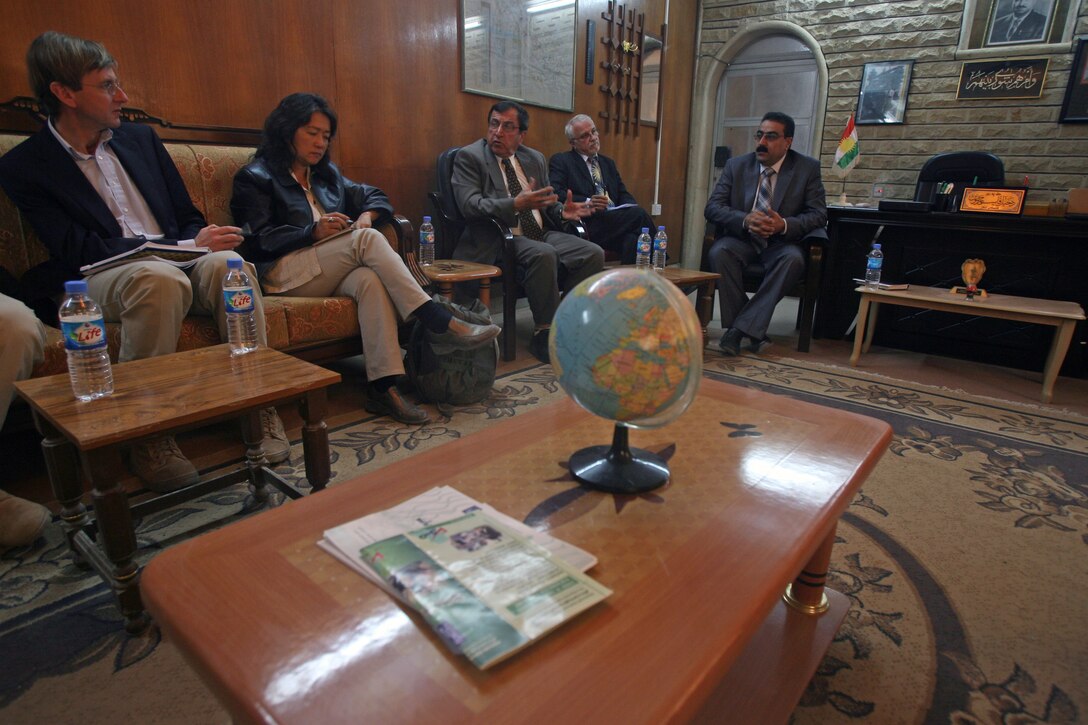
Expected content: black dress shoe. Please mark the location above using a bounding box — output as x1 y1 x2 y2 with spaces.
748 335 773 354
364 385 431 424
530 329 551 364
718 327 744 356
433 317 502 349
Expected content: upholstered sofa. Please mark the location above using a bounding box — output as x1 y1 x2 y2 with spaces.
0 131 414 379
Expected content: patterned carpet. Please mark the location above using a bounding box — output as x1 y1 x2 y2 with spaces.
1 352 1085 724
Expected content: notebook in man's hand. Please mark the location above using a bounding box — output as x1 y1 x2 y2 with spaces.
80 242 208 276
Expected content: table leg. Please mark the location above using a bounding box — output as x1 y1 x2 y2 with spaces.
239 410 270 501
862 300 879 354
850 297 871 366
478 279 492 308
84 447 149 633
1041 320 1075 403
33 413 89 567
437 281 454 301
783 526 835 615
696 280 715 346
299 389 331 492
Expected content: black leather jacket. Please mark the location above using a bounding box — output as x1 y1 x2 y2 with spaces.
230 157 393 274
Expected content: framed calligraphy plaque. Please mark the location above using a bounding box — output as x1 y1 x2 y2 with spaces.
958 186 1027 215
1059 38 1088 123
956 58 1049 99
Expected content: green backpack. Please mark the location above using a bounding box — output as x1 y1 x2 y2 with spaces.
406 295 498 406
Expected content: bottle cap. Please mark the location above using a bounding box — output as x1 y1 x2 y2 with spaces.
423 216 431 222
64 280 88 294
657 225 665 231
641 227 649 233
873 243 882 250
227 257 243 269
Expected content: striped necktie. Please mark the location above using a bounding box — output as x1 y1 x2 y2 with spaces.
589 156 613 207
751 167 775 247
501 158 545 241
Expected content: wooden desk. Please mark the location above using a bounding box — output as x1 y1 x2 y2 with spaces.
15 345 341 632
850 286 1085 402
142 378 890 724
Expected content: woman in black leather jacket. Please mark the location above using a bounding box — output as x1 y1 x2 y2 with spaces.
231 93 498 424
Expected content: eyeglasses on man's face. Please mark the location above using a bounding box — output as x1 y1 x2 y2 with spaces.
753 131 782 141
488 118 521 134
574 127 599 141
84 79 124 97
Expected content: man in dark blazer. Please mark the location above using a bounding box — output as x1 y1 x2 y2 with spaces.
704 111 827 355
0 31 287 490
451 101 603 363
548 114 654 263
989 0 1049 44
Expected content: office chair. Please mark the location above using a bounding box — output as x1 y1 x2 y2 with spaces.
913 152 1004 203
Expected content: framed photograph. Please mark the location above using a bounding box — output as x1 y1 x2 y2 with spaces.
958 186 1027 215
1059 38 1088 123
856 60 913 125
957 58 1048 100
985 0 1055 47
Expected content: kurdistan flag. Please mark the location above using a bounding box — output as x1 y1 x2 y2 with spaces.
834 114 858 176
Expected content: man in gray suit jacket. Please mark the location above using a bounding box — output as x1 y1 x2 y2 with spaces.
704 111 827 355
452 101 603 363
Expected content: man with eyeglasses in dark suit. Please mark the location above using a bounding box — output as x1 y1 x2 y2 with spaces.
704 111 827 356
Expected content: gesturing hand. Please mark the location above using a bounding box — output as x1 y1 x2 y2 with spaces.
561 190 593 221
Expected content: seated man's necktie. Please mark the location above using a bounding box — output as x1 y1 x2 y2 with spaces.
751 167 775 248
501 158 546 241
589 156 614 207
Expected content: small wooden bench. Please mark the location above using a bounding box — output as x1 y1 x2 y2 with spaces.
850 285 1086 403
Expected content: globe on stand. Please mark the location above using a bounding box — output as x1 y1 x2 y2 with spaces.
548 268 702 493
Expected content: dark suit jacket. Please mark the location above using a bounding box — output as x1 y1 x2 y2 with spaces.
548 149 638 206
450 138 565 264
231 157 392 275
703 148 827 245
990 9 1047 43
0 122 206 296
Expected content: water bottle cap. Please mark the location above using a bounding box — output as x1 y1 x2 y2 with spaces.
873 243 882 250
641 228 649 233
657 225 665 231
227 257 243 269
423 216 431 222
64 279 88 294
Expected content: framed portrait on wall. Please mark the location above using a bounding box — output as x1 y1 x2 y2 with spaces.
1059 38 1088 123
856 60 913 125
985 0 1056 47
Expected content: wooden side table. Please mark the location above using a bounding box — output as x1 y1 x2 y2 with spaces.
850 285 1085 402
617 265 720 346
14 345 341 632
421 259 502 307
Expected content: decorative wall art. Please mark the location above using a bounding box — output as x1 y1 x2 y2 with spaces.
856 60 913 125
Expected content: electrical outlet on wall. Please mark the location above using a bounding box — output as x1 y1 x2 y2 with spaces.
651 203 662 215
871 184 886 198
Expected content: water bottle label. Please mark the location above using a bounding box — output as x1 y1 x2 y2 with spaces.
223 287 255 313
61 318 108 351
867 257 883 270
637 238 652 254
421 231 435 245
653 238 667 252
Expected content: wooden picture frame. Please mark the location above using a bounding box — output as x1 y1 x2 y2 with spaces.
985 0 1056 47
956 58 1049 99
1059 38 1088 123
958 186 1027 215
856 60 913 125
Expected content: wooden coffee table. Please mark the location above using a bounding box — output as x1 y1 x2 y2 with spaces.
142 378 890 723
14 345 341 632
850 285 1086 402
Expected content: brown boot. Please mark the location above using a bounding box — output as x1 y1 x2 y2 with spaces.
0 490 50 548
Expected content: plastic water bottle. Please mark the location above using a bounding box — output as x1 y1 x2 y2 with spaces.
58 280 113 401
635 227 652 269
223 257 259 356
865 243 884 288
419 216 436 266
652 225 668 271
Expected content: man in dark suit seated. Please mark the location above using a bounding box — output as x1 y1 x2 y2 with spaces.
989 0 1048 44
704 111 827 355
0 31 288 492
548 114 654 264
451 101 602 363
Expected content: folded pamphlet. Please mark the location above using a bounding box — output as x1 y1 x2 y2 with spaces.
80 241 208 275
852 278 909 291
320 486 610 669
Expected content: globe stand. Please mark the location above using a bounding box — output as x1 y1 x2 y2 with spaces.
569 424 669 494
